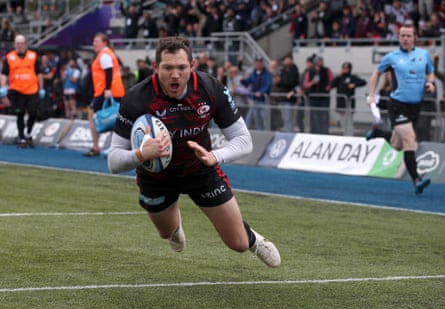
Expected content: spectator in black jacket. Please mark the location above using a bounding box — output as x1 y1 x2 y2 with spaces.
0 18 14 44
303 56 334 134
139 11 158 49
202 4 223 36
222 6 244 32
120 1 142 48
311 1 332 39
134 58 152 83
288 3 308 46
276 56 300 132
330 62 366 133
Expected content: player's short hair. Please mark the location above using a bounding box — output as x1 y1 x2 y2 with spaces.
155 36 193 64
399 20 417 38
402 20 415 28
94 32 110 46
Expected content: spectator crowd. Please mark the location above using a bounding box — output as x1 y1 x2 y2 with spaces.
1 0 445 142
3 0 445 51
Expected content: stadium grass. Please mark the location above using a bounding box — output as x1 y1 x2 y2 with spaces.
0 164 444 308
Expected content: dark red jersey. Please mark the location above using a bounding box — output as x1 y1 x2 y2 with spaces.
114 70 241 177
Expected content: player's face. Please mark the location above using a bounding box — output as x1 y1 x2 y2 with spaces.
14 36 26 53
93 37 105 53
156 49 192 98
399 27 416 50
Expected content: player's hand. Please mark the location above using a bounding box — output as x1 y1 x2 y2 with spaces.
187 140 217 166
138 127 171 161
286 90 295 99
104 89 112 99
425 82 435 93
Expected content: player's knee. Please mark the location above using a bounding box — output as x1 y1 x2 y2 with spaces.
392 143 403 151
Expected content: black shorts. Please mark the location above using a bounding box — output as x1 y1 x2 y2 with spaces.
64 93 77 101
388 98 421 128
136 165 234 213
7 91 39 115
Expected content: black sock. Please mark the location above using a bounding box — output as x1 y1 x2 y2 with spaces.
17 114 25 139
243 221 256 248
404 151 419 182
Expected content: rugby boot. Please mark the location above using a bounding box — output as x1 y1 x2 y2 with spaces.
249 229 281 268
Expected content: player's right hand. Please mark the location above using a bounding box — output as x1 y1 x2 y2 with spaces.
138 126 171 161
104 89 112 99
187 140 217 166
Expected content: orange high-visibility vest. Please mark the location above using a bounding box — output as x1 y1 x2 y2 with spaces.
91 47 125 98
6 50 39 95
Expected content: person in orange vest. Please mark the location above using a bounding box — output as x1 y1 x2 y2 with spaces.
0 34 45 148
84 32 125 156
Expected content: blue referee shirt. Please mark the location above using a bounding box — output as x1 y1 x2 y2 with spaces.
377 47 434 104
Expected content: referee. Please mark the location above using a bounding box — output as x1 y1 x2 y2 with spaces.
366 21 434 195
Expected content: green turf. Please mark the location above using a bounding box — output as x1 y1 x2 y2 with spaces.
0 164 444 308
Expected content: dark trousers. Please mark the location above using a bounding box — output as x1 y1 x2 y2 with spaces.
309 97 330 134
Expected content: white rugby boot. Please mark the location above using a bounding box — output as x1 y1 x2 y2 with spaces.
168 222 186 252
249 229 281 268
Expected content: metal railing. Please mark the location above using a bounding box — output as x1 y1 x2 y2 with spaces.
110 32 268 69
233 92 444 143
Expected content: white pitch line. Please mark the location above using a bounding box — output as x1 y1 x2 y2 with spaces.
0 211 145 217
1 275 444 293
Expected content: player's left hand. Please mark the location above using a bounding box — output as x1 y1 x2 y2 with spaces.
425 82 435 93
187 141 217 166
104 89 112 99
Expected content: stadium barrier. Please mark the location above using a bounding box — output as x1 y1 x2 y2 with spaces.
1 114 444 183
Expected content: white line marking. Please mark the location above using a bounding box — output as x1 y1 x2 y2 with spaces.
0 160 132 178
1 275 444 293
0 211 145 217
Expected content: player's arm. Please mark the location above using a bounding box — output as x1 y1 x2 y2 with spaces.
367 69 381 105
212 117 253 163
108 128 170 173
107 133 142 173
100 53 113 98
107 91 142 173
0 73 7 88
188 118 253 166
425 54 435 92
425 72 435 93
0 59 9 91
34 58 43 90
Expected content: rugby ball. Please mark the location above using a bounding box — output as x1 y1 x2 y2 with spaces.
130 114 172 172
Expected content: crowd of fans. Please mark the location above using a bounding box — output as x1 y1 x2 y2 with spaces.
0 0 63 51
117 0 298 44
117 0 445 45
3 0 445 51
1 0 445 141
289 0 445 45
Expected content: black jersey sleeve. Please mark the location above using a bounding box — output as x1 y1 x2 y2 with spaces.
198 72 241 129
114 77 154 140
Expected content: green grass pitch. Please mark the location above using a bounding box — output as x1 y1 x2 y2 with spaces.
0 164 444 308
